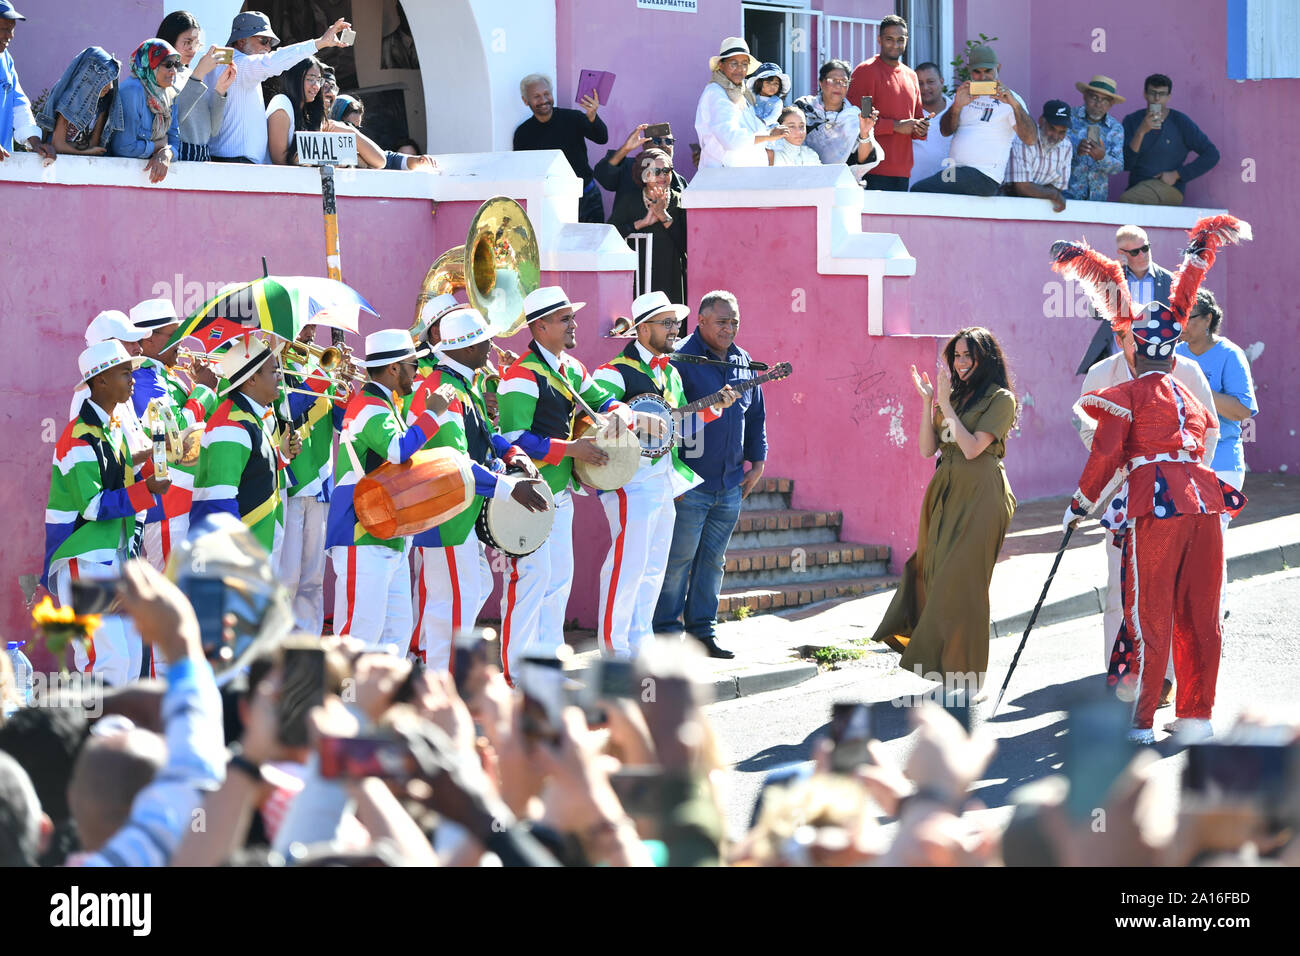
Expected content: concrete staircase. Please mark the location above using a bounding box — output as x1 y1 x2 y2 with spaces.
718 477 897 617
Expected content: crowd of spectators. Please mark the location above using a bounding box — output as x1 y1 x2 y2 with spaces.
2 555 1294 869
0 6 436 181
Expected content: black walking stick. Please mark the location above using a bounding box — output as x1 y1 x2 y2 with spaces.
990 523 1075 717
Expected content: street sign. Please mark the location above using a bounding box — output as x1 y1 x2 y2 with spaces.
295 131 358 167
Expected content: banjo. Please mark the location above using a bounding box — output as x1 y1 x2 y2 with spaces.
626 361 794 461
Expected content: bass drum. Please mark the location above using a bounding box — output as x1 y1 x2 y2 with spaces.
625 392 675 460
476 466 555 557
354 447 476 539
570 411 642 490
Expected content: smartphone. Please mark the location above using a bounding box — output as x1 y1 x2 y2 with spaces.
1063 697 1136 821
520 662 566 748
1184 742 1300 829
278 645 326 748
338 27 357 47
829 702 874 773
644 122 672 141
969 80 997 96
1147 103 1163 119
859 95 872 115
70 577 121 616
1086 123 1101 143
318 734 417 781
180 577 228 661
212 46 235 65
451 633 489 702
391 655 424 705
609 768 675 816
597 659 639 699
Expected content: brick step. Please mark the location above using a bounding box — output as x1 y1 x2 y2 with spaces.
723 542 891 588
729 508 843 550
718 575 900 616
753 477 793 495
740 490 791 511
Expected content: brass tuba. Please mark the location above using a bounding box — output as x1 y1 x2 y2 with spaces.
414 196 541 340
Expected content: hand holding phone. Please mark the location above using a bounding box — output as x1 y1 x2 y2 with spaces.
318 733 417 780
859 95 872 115
969 80 997 97
213 46 235 65
829 702 875 773
644 122 672 141
338 27 357 47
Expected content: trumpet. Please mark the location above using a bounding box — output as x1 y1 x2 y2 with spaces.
282 341 366 387
173 347 223 371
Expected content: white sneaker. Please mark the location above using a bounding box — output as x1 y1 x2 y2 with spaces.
1127 728 1156 745
1163 717 1214 743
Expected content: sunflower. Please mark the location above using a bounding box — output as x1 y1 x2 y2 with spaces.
31 596 103 673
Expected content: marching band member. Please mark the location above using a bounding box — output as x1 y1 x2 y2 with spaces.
44 341 169 684
496 287 628 683
129 298 220 571
278 324 349 636
406 308 547 669
68 311 151 459
593 291 736 659
326 329 453 651
1055 215 1250 743
412 292 459 379
190 336 301 555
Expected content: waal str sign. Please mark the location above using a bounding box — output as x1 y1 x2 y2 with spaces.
637 0 696 11
296 131 359 166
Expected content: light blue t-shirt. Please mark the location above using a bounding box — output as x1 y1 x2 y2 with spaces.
1174 338 1257 473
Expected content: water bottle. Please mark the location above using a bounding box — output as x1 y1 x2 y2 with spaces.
6 640 33 707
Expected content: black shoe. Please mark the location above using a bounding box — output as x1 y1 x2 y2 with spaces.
693 634 735 659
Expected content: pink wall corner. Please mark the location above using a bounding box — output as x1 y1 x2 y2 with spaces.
12 0 163 104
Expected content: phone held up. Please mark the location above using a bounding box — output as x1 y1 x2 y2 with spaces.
644 122 672 141
969 80 997 97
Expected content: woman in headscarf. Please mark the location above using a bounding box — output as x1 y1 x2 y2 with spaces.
609 148 687 306
36 46 122 155
108 38 181 183
693 37 788 168
156 9 237 163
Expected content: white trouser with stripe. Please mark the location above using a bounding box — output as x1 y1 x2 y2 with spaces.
52 557 142 687
500 489 573 684
597 472 676 659
279 495 328 636
142 513 190 574
329 542 412 653
411 538 487 672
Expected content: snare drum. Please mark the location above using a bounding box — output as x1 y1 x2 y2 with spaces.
476 467 555 557
626 392 675 460
570 411 642 490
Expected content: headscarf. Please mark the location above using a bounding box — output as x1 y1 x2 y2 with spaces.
710 69 755 107
130 39 179 145
332 94 360 123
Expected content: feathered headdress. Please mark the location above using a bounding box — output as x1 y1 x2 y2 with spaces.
1166 214 1253 322
1049 239 1138 332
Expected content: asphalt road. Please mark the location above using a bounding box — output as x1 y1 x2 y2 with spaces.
706 567 1300 841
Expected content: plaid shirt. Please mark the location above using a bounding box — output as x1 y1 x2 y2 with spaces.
1006 132 1072 190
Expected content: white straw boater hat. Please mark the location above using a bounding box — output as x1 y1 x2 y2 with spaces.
79 339 144 384
710 37 761 75
609 290 690 337
85 309 148 346
216 335 278 393
434 307 492 352
412 292 461 340
523 286 586 324
359 329 418 368
129 297 180 332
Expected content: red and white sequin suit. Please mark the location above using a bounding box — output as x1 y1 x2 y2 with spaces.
1072 371 1226 731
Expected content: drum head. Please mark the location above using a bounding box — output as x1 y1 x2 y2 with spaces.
571 417 642 490
478 467 555 557
627 393 675 460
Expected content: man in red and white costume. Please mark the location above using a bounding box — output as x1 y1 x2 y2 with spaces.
1054 215 1250 744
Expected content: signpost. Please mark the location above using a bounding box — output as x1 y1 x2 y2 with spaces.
297 131 359 348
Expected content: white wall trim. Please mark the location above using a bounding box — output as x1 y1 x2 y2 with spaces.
863 189 1229 228
0 150 634 273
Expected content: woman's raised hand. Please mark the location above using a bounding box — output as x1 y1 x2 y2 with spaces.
910 363 934 402
934 363 952 409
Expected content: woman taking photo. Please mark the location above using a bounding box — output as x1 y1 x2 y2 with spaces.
108 39 181 183
156 9 236 162
871 327 1018 687
610 148 687 306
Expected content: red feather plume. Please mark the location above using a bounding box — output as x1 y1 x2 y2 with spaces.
1168 214 1253 320
1049 239 1135 331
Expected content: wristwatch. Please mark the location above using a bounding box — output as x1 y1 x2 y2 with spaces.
227 747 264 782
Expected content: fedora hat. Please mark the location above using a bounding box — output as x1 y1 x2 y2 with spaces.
411 292 461 340
434 308 492 353
709 37 761 75
523 286 586 324
610 291 690 337
359 329 418 368
215 335 278 394
85 309 148 346
129 297 180 331
1075 74 1125 103
79 339 144 385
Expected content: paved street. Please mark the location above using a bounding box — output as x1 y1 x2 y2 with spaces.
706 567 1300 841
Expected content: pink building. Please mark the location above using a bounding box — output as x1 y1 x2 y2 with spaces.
2 0 1294 653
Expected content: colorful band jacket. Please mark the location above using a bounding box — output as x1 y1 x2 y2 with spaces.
132 357 219 522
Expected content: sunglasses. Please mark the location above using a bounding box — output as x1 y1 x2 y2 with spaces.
649 167 673 176
160 58 182 69
1119 244 1150 257
650 136 675 146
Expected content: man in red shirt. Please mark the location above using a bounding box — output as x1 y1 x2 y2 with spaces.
846 14 929 190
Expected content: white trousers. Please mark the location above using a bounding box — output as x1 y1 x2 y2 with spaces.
329 543 412 653
142 513 189 574
500 489 573 684
597 473 676 659
411 538 487 673
280 495 328 636
52 558 142 687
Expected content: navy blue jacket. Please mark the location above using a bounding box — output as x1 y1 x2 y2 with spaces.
671 331 767 492
1121 107 1219 193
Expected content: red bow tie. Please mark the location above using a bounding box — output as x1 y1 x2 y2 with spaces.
650 356 669 371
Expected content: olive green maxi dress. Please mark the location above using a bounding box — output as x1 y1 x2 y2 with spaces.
872 386 1018 678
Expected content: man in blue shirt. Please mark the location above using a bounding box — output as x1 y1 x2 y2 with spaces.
1120 74 1220 206
653 291 767 658
0 2 56 164
1064 75 1124 201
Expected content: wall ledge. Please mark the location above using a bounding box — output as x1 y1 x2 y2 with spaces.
863 189 1229 228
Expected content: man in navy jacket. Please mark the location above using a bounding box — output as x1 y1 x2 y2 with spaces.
1119 73 1219 205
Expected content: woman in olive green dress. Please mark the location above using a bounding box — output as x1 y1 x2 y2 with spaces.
872 327 1018 687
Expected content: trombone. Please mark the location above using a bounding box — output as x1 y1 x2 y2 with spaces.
173 347 223 372
282 341 366 389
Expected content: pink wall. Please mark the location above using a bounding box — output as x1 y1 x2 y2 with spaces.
0 178 635 647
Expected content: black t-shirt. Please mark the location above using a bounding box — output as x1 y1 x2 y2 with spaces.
513 107 608 184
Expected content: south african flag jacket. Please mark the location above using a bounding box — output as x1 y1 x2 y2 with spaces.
281 357 347 501
43 399 161 587
132 358 219 521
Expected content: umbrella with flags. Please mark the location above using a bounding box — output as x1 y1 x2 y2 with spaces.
166 275 378 353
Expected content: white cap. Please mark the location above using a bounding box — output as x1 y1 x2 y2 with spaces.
85 309 147 346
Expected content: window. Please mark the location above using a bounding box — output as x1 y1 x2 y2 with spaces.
741 2 820 101
897 0 953 80
1227 0 1300 79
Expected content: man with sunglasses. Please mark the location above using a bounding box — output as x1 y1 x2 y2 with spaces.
1076 225 1172 374
595 124 689 198
207 10 353 164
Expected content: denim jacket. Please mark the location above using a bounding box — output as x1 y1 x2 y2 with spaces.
37 46 123 146
108 75 180 159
